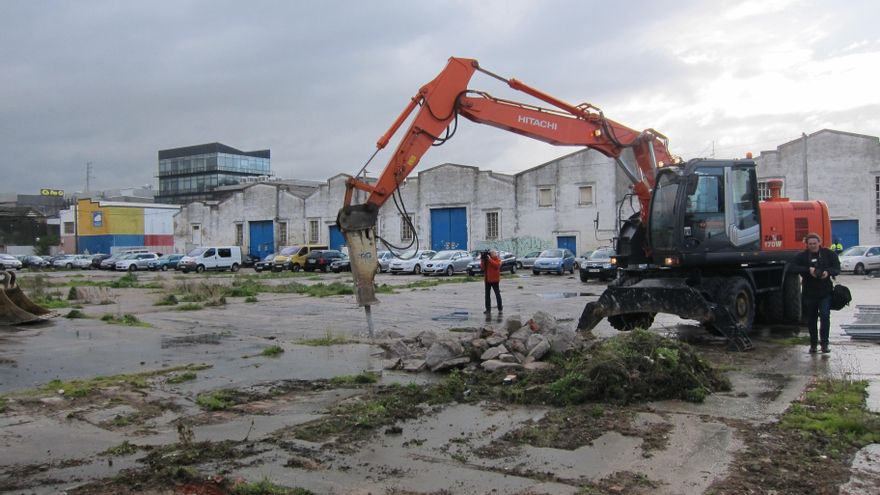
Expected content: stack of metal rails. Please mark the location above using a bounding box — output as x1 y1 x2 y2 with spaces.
841 305 880 340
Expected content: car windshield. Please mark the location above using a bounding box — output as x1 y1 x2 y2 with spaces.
540 249 564 258
590 249 615 260
432 251 455 260
526 251 541 258
841 246 866 256
279 246 300 256
263 254 275 261
187 248 206 257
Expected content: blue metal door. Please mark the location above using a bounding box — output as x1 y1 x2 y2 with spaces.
328 225 345 251
249 221 274 259
431 208 467 251
831 220 859 250
557 235 577 253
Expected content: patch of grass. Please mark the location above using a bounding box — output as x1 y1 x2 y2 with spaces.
174 281 227 305
175 303 204 311
329 372 380 387
195 389 241 411
65 309 87 319
101 313 150 327
244 295 258 303
33 295 70 309
100 440 139 457
781 378 880 449
770 335 811 346
295 330 351 346
231 477 313 495
261 345 285 357
67 286 78 300
167 371 197 384
374 284 396 294
154 294 178 306
0 396 6 413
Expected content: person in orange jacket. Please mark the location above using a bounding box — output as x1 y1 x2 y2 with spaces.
481 249 503 314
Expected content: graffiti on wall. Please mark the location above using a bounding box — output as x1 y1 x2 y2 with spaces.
474 236 552 257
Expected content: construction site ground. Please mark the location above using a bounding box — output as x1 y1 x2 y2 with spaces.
1 268 879 494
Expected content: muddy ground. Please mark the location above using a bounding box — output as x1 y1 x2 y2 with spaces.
1 268 879 494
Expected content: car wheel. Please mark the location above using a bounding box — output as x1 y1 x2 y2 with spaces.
557 268 563 275
516 261 523 269
292 264 301 272
413 265 421 275
66 263 73 269
510 264 516 274
569 265 575 275
446 266 454 277
231 263 240 272
533 270 539 276
580 271 588 282
161 265 168 271
196 265 205 273
128 265 136 272
854 263 865 275
467 269 474 277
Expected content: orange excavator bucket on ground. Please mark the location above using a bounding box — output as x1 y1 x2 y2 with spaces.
0 271 53 325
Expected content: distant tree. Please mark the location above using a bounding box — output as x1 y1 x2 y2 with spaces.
34 236 59 256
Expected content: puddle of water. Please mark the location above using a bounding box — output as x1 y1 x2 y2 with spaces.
431 310 470 321
161 332 226 348
538 292 595 299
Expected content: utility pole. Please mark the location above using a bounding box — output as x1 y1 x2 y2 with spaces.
85 162 94 194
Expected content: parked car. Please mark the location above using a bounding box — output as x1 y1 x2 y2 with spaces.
90 253 112 268
116 253 160 271
573 250 594 270
72 255 95 269
517 251 542 269
421 250 472 276
101 253 129 270
839 245 880 275
273 244 328 272
389 249 436 275
52 255 84 269
466 251 517 276
179 246 243 273
377 250 395 273
304 249 346 272
532 248 576 275
19 255 50 269
0 254 23 270
579 247 617 282
253 253 275 272
148 254 183 271
330 255 351 273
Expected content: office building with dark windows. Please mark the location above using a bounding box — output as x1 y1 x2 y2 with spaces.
156 143 271 204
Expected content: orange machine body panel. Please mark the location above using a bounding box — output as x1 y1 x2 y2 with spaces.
758 198 832 252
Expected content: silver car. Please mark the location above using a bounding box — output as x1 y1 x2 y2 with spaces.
377 250 395 273
839 245 880 275
115 253 160 271
421 250 472 276
517 250 542 269
0 254 22 270
389 249 436 275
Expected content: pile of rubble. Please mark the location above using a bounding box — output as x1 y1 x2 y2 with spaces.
379 311 586 373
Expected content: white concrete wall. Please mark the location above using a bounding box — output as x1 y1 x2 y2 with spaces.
756 130 880 245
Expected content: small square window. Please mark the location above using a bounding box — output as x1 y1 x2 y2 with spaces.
538 187 553 207
578 185 594 206
486 211 499 239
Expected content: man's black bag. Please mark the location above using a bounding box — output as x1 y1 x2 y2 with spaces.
831 284 852 311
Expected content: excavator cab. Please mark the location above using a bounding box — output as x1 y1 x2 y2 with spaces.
648 160 761 266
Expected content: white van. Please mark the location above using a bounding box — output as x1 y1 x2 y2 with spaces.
178 246 242 273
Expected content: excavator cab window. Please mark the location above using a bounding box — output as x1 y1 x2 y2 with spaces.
649 171 681 252
683 169 726 249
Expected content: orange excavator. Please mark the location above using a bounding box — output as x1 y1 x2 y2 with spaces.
338 57 830 349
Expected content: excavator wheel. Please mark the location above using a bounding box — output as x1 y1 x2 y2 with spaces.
705 277 755 335
781 272 801 325
608 312 656 331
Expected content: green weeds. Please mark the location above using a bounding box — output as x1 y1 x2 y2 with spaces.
261 345 285 357
295 330 351 346
175 303 204 311
101 313 150 327
329 372 380 387
231 477 314 495
100 440 139 457
195 389 242 411
167 371 197 384
65 309 87 319
154 294 178 306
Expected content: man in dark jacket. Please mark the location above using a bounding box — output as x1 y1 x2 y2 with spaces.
790 233 840 353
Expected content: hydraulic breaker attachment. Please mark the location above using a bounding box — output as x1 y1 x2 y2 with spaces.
338 204 380 338
578 277 753 351
0 271 46 325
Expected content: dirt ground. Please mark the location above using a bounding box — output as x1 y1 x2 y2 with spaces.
1 268 879 494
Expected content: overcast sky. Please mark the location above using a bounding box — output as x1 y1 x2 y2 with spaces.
2 0 878 196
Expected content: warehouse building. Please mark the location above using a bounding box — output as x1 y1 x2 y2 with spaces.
59 199 179 254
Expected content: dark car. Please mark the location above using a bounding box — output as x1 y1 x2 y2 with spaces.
303 249 345 272
579 247 617 282
148 254 183 271
466 251 517 276
90 253 112 268
253 253 275 272
20 255 51 269
330 255 351 273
